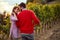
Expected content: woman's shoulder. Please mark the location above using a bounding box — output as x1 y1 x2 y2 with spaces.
10 14 14 19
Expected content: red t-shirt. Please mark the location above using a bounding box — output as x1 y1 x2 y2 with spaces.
16 10 40 34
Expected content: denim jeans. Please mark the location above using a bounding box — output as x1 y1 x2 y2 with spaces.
21 33 34 40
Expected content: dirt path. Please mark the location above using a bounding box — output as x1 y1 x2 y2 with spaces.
46 24 60 40
35 22 60 40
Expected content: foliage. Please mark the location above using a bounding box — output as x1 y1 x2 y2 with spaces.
0 14 10 35
27 3 60 23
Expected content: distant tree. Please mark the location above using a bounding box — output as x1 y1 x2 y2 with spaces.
0 14 4 25
27 0 56 4
27 0 34 4
15 3 18 6
46 0 55 3
3 11 7 18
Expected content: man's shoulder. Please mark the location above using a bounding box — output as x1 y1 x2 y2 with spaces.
18 10 34 15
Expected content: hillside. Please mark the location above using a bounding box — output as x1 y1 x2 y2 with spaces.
27 0 60 4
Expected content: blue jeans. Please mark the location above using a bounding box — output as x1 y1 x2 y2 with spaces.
21 33 34 40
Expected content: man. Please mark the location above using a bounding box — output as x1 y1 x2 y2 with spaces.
16 2 40 40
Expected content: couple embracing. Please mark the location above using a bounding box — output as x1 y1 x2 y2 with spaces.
9 2 40 40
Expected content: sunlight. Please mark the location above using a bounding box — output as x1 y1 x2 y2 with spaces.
0 0 27 14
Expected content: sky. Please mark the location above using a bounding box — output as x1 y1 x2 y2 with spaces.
0 0 27 14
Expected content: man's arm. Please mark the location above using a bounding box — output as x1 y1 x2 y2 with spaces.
31 10 40 25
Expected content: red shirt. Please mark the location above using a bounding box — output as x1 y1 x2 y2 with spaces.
16 10 40 34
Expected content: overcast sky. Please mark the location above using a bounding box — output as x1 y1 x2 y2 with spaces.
0 0 27 13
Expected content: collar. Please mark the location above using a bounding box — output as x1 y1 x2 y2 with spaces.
22 8 27 11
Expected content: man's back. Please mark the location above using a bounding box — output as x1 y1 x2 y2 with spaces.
17 10 40 34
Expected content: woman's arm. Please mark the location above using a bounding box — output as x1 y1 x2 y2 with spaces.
10 13 18 21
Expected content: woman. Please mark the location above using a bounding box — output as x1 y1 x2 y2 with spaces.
9 6 20 40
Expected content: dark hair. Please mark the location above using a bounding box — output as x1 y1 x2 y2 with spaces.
12 6 19 15
12 6 19 12
19 2 26 8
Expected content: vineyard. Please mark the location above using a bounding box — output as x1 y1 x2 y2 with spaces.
27 3 60 38
0 3 60 40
